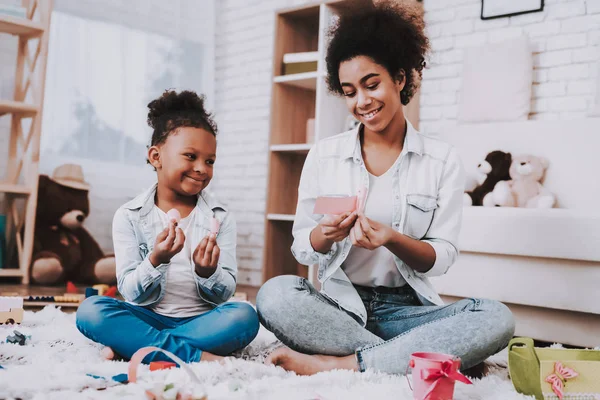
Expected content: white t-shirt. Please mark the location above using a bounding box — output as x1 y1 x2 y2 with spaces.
342 165 406 288
150 206 212 317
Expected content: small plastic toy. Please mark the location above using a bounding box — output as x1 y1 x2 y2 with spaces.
104 286 117 298
66 281 78 294
356 185 367 214
150 361 177 371
210 217 220 235
85 288 99 298
166 208 181 225
0 297 24 324
93 284 109 296
6 330 27 346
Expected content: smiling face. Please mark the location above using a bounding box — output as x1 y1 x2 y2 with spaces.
148 127 216 197
338 56 405 134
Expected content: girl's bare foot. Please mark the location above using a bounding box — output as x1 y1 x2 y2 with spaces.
265 346 358 375
101 347 118 360
200 351 225 363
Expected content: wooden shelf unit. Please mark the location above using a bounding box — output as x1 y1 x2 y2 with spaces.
263 0 422 284
0 1 53 284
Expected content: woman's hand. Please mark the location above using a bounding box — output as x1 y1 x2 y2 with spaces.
149 221 185 266
193 233 220 277
349 213 395 250
317 212 358 242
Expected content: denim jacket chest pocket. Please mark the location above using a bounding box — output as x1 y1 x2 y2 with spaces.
404 194 438 240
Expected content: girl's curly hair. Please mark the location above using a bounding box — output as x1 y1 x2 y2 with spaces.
147 89 217 146
326 2 429 105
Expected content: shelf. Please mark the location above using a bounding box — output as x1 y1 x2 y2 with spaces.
0 269 24 277
270 143 313 154
267 214 295 222
0 15 45 38
0 100 38 117
0 182 31 195
273 72 320 90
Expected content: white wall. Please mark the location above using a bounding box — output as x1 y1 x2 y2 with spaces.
419 0 600 135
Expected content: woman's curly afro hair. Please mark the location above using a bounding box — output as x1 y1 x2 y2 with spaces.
326 2 429 106
147 89 218 146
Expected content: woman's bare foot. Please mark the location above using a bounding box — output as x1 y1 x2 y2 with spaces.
265 346 358 375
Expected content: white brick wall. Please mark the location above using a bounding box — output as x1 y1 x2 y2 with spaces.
420 0 600 133
212 0 318 286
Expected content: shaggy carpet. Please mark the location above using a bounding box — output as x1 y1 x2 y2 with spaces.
0 306 531 400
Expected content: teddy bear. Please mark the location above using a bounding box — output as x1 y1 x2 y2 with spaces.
29 164 117 285
491 154 555 208
464 150 512 207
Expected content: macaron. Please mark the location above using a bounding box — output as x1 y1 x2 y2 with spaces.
210 217 220 235
166 208 181 224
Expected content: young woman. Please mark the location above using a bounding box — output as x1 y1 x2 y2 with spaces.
76 90 259 363
256 3 514 376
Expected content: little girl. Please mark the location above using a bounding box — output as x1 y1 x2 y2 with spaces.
76 90 259 363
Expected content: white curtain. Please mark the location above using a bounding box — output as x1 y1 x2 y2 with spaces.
40 2 215 252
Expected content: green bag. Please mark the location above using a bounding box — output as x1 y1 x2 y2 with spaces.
508 337 600 400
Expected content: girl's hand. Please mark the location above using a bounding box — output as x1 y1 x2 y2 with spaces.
193 233 220 277
149 221 185 266
350 213 394 250
318 212 358 242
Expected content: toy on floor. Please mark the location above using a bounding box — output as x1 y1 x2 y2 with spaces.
29 165 116 285
129 346 207 400
66 281 78 294
6 330 27 345
491 154 555 208
408 352 472 400
150 361 177 371
464 150 512 206
23 293 84 305
0 297 24 324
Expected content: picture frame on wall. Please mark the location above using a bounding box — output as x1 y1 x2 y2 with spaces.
481 0 544 20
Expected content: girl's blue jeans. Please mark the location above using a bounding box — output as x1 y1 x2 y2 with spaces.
76 296 260 363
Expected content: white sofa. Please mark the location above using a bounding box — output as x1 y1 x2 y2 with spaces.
435 118 600 347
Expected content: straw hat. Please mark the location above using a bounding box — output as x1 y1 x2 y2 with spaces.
51 164 90 191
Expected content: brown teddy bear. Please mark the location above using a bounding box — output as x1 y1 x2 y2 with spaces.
464 150 512 206
491 154 556 208
30 164 116 285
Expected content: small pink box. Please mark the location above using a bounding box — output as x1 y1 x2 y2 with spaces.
313 196 357 215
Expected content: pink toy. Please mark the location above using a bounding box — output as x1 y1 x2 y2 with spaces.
313 195 357 215
356 185 367 214
128 346 204 399
166 208 181 224
210 217 220 235
408 352 472 400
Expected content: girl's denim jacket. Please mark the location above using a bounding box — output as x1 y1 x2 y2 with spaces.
112 183 237 307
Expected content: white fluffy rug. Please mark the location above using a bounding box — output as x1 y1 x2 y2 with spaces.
0 306 531 400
